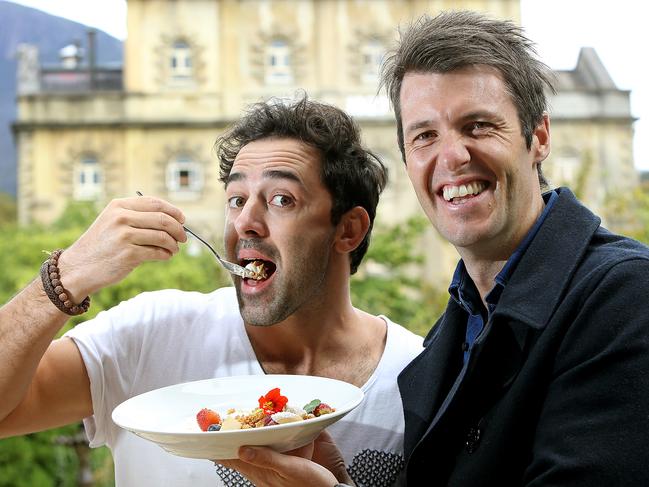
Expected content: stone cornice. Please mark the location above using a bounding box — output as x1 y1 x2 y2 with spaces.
11 119 235 132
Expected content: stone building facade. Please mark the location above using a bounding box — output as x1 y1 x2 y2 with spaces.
14 0 637 285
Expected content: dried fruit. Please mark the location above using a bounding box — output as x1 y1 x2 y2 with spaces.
313 403 335 417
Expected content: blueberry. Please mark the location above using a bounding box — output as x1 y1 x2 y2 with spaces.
207 424 221 431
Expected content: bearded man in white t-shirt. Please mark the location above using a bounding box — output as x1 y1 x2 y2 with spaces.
0 95 423 486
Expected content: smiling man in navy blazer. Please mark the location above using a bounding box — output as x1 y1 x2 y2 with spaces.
220 10 649 487
381 10 649 487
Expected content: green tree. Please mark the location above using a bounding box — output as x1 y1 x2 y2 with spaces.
351 216 448 337
0 193 17 228
603 186 649 245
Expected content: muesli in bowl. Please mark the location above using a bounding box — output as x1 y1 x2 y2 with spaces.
196 387 335 432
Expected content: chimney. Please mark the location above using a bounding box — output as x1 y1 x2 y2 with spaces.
87 29 97 89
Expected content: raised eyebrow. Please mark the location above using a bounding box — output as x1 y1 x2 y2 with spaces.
262 169 304 188
225 171 245 188
461 110 500 123
225 169 305 189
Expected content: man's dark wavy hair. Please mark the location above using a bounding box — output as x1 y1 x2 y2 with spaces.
215 95 387 274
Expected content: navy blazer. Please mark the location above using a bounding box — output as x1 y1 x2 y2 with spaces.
398 188 649 486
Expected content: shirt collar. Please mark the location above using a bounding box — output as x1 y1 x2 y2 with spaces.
449 260 483 315
449 189 559 312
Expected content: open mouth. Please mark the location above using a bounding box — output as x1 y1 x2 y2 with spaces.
240 259 277 282
441 181 488 203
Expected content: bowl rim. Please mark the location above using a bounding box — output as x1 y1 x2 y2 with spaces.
111 374 365 437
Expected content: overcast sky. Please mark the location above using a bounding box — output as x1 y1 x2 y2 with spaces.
6 0 648 170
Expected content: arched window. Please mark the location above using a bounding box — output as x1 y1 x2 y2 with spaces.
265 38 292 85
360 39 384 84
170 40 193 78
166 155 203 194
74 154 103 200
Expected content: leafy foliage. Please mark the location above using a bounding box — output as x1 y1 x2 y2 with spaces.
603 186 649 245
0 193 17 228
352 216 448 337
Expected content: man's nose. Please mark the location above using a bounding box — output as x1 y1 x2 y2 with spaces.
438 133 470 171
233 198 268 238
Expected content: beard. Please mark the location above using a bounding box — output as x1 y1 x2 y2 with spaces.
234 232 334 326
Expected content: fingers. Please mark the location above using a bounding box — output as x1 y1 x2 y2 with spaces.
217 458 244 471
236 446 281 468
236 445 328 478
116 210 187 246
56 196 188 296
218 447 289 475
217 445 340 487
120 195 185 226
111 198 186 241
311 431 352 484
315 429 334 444
100 198 187 248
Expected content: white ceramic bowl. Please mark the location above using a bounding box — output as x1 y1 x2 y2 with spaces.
111 374 364 460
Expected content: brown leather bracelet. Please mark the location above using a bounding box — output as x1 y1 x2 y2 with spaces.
40 249 90 316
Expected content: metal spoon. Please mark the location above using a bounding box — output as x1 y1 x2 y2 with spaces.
136 191 257 279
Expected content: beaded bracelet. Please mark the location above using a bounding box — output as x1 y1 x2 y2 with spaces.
40 249 91 316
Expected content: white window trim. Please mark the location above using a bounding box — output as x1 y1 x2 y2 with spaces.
170 41 193 79
166 158 203 199
361 39 384 85
265 39 293 85
74 156 103 201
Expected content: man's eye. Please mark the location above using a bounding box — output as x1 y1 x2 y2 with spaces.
270 194 293 207
470 121 491 133
414 131 433 142
227 196 245 208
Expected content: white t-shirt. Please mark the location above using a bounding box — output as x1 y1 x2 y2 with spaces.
65 287 424 487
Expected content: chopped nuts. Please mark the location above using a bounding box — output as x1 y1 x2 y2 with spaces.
244 260 268 280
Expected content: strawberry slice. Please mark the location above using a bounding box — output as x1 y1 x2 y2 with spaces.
196 408 222 431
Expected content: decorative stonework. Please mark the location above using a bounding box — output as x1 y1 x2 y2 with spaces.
248 24 307 86
153 142 211 201
61 141 118 201
153 34 207 89
348 27 393 85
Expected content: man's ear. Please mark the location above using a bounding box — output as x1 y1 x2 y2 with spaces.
532 112 551 164
334 206 370 254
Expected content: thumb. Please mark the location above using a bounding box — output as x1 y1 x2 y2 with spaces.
236 445 340 486
239 446 286 469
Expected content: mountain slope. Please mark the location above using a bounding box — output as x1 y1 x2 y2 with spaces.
0 0 123 197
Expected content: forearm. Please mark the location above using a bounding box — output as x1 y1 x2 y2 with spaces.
0 278 69 420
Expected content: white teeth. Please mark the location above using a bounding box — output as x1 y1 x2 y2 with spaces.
442 181 486 201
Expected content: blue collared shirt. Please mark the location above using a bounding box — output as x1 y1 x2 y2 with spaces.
449 190 559 363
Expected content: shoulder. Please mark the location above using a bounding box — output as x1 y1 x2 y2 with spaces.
578 228 649 283
383 316 424 344
381 316 424 360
